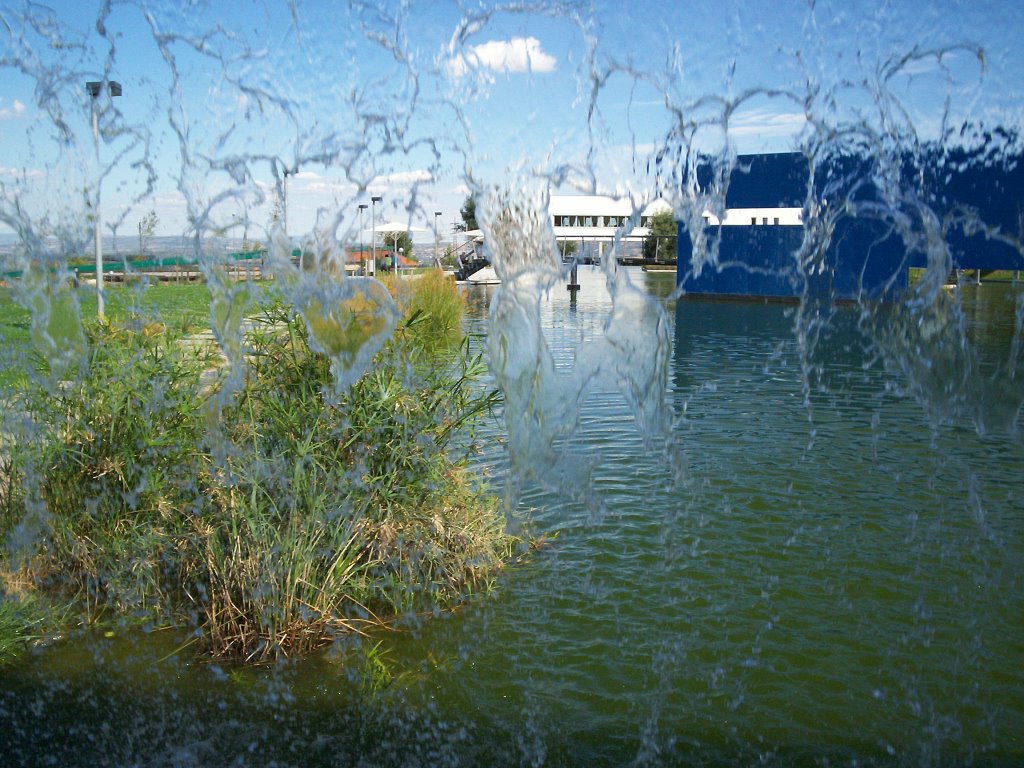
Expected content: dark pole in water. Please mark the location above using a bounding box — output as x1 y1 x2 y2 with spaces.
565 262 581 290
567 251 580 292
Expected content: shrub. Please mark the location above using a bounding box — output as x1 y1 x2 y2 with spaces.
1 291 511 662
194 301 507 659
4 319 210 619
381 268 464 352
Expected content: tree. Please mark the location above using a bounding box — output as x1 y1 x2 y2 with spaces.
642 209 677 262
267 188 284 232
557 240 578 260
138 210 158 257
439 245 457 269
381 230 414 269
456 195 477 232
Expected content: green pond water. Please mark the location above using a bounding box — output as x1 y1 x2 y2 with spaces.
2 266 1022 766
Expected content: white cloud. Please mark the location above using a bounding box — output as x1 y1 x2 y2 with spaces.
447 37 556 79
0 165 42 178
369 169 434 191
152 191 187 206
381 169 433 185
891 49 975 78
282 171 356 196
0 99 26 121
293 171 341 193
729 109 807 139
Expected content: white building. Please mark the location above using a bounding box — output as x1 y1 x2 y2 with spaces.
550 195 802 244
550 196 673 242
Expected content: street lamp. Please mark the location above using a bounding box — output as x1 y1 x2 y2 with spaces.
434 211 442 267
370 195 382 276
86 79 122 319
358 203 368 275
282 168 294 240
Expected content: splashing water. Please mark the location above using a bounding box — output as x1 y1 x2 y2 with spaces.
1 1 1023 763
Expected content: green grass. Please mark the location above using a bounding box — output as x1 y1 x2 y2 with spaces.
2 282 214 335
0 282 253 389
0 288 32 389
908 267 1022 284
0 589 68 665
98 282 215 332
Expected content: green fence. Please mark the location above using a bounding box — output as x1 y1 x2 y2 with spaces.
3 250 268 280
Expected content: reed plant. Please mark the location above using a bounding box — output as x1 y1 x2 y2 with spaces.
2 318 212 620
0 274 511 662
194 300 508 659
381 268 464 352
0 594 44 664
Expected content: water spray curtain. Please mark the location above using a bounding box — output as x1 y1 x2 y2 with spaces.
1 0 1023 762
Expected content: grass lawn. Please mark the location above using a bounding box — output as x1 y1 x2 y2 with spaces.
908 267 1022 284
0 288 32 390
1 282 223 388
86 281 215 331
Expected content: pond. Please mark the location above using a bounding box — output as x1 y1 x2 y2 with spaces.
2 266 1021 766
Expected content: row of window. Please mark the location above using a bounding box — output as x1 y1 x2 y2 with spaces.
700 215 782 225
552 215 646 228
555 213 785 227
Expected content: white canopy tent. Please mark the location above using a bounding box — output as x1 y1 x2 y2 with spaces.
361 221 429 273
365 220 430 237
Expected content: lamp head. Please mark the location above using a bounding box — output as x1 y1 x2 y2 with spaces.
86 80 122 98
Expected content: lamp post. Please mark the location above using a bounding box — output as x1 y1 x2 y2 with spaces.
282 168 294 240
370 195 382 276
434 211 442 267
86 79 122 320
358 203 368 275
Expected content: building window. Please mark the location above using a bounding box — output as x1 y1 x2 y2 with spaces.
751 217 757 225
774 217 780 225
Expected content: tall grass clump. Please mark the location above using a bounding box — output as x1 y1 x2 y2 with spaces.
0 278 512 663
196 299 507 660
2 319 211 620
381 268 464 351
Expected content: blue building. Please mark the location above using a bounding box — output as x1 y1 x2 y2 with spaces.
676 144 1024 301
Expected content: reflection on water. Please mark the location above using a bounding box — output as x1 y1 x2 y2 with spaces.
2 267 1022 765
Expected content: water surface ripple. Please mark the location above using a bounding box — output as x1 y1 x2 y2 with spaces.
2 267 1021 767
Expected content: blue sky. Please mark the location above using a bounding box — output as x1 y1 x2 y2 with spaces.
1 0 1021 245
